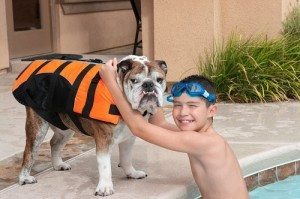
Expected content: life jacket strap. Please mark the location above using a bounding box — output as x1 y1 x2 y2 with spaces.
68 114 90 136
109 105 120 115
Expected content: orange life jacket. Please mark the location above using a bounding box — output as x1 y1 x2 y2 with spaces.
12 60 120 135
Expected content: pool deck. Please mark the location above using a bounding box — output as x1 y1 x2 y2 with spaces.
0 55 299 198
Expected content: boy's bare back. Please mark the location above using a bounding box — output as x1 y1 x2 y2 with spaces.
188 128 249 199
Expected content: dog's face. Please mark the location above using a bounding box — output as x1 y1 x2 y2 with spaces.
117 55 167 114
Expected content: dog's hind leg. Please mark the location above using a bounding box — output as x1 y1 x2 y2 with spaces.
119 136 147 179
19 107 49 185
49 125 74 171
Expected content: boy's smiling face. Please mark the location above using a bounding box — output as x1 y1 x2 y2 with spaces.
172 92 216 132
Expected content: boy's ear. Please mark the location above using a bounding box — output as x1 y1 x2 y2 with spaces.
208 104 217 117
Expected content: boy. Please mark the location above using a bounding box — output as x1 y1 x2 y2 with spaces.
100 58 249 199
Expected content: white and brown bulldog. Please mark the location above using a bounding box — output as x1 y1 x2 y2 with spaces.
15 55 167 196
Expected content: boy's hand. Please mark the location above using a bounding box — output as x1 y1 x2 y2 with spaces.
99 58 118 85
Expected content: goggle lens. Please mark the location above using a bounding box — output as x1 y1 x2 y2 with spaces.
167 82 216 103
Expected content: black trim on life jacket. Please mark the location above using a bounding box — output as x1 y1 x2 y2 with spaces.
44 61 72 111
16 60 49 80
55 61 72 74
27 61 51 80
35 108 69 130
68 113 90 136
19 60 69 130
23 61 51 109
65 63 95 135
66 63 96 113
109 105 120 115
82 73 100 118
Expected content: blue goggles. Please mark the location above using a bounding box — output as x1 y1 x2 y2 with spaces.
167 82 216 103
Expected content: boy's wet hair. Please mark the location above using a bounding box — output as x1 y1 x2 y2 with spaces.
180 75 216 106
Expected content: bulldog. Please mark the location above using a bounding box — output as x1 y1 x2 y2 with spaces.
13 55 167 196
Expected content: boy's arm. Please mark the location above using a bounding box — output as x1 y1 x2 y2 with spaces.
148 108 180 132
100 59 205 154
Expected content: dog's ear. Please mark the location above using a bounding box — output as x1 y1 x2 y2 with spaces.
117 60 132 75
155 60 167 75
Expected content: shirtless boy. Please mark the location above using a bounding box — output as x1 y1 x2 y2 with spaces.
100 58 249 199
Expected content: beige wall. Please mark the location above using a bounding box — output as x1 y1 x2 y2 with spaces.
54 4 136 53
221 0 283 40
152 0 215 81
142 0 299 81
141 0 154 60
0 0 9 70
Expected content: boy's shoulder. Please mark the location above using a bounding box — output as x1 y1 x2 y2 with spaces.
201 130 227 148
189 129 223 147
188 132 227 156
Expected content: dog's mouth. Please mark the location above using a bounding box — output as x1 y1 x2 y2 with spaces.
142 90 157 96
141 90 159 102
140 90 158 106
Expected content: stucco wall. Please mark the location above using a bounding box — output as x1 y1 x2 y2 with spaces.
55 5 136 53
141 0 154 60
221 0 283 40
152 0 215 81
0 1 9 70
142 0 298 82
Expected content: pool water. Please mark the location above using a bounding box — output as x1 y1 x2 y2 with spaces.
250 175 300 199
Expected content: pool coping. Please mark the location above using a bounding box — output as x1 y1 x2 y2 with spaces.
240 143 300 191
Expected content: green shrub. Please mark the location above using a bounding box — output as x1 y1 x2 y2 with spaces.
283 6 300 38
198 6 300 103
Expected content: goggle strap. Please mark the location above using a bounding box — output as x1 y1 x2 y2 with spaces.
202 90 209 98
166 95 174 102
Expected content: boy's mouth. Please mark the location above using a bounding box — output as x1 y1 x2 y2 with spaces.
178 119 194 124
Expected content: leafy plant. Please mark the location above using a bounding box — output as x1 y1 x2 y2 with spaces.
198 6 300 103
283 5 300 38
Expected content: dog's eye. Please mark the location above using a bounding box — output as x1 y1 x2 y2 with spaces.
157 78 163 84
130 78 138 84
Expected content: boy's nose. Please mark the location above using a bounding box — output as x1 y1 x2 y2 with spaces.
179 105 189 116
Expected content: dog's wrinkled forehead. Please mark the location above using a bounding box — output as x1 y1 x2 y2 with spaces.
117 55 149 78
120 55 149 65
117 55 167 82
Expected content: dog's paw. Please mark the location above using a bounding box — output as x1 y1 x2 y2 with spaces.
95 183 114 196
126 170 147 179
53 162 71 171
19 176 37 185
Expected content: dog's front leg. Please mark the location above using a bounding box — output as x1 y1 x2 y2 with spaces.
95 151 114 196
119 136 147 179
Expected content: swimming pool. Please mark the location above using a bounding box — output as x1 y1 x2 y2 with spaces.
250 175 300 199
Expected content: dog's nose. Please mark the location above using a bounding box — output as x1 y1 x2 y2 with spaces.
142 81 155 92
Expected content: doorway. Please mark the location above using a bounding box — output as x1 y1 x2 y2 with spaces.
6 0 52 58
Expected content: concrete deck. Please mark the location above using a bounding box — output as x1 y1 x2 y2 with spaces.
0 55 299 198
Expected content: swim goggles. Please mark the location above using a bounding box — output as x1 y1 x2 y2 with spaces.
166 82 216 103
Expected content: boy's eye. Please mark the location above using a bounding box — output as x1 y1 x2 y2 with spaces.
189 105 198 108
130 78 138 84
173 104 182 107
